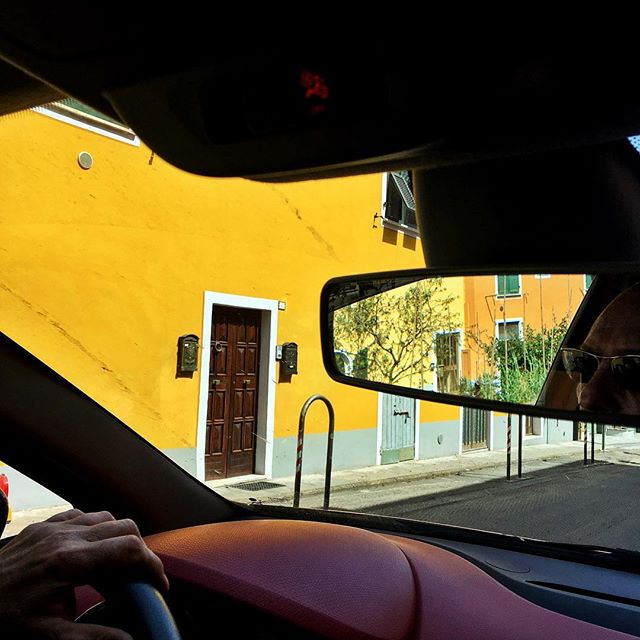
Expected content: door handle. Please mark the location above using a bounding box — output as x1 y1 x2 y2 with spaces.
243 379 251 387
212 379 221 386
393 409 411 423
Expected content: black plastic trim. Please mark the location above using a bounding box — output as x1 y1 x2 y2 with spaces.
0 331 253 535
319 264 640 428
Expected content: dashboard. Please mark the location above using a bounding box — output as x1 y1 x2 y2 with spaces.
75 519 640 639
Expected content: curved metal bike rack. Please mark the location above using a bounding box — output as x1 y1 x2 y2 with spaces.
293 394 335 509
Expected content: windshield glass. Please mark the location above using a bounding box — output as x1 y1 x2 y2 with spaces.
3 103 640 554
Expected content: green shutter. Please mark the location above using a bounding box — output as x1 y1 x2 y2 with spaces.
385 173 417 228
497 274 520 296
43 98 137 142
59 98 122 126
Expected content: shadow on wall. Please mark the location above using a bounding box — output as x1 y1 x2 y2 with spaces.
382 228 398 245
381 227 417 251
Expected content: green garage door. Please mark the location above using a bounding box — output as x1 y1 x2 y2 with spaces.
381 393 416 464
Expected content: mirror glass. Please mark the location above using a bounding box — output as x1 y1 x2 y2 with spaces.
327 272 640 420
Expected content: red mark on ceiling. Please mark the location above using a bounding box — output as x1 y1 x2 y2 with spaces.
300 69 329 101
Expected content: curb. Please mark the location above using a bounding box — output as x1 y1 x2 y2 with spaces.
225 449 583 505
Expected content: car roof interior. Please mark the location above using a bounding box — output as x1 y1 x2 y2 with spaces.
1 16 639 180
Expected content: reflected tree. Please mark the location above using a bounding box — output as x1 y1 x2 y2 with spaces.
334 279 459 386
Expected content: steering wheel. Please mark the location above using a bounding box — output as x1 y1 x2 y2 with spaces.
76 581 182 640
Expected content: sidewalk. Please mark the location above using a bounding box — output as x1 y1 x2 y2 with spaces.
6 436 640 537
2 503 71 539
209 437 640 507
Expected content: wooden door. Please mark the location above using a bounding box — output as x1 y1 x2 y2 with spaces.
205 306 261 480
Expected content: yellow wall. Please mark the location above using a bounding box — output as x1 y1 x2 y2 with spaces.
462 274 587 379
465 274 586 334
420 400 460 422
0 110 426 448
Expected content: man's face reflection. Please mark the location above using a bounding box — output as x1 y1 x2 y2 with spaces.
577 285 640 414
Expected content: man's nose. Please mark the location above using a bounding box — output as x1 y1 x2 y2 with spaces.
578 359 620 412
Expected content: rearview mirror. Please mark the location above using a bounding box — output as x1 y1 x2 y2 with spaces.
321 269 640 427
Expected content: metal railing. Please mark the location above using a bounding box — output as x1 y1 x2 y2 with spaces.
293 394 335 509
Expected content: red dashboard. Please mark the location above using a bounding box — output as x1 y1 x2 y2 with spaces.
138 519 636 640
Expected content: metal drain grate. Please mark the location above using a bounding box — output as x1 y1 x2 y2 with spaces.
228 480 286 491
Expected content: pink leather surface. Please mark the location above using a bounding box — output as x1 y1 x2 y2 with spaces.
390 536 638 640
146 519 416 640
141 518 639 640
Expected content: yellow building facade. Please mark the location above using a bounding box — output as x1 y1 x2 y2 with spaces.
0 105 429 506
408 275 586 458
0 105 587 509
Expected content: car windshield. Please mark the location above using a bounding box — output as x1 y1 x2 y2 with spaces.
4 100 640 556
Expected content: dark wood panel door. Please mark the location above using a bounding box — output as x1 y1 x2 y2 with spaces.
205 305 261 480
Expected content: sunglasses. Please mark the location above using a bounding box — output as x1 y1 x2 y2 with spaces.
560 347 640 388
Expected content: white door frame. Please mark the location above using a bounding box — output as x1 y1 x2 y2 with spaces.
196 291 279 481
487 411 495 450
414 401 421 460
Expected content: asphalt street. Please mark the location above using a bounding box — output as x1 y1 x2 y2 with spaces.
312 457 640 551
7 442 640 554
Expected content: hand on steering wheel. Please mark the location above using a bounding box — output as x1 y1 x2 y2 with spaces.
0 509 179 639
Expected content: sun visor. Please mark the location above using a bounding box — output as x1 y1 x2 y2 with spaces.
413 139 640 270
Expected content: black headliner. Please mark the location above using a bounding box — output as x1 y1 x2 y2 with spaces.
1 14 639 179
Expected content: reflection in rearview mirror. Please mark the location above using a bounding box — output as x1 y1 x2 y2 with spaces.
326 271 640 423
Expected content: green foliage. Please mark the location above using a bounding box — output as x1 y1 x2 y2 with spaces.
466 317 569 404
460 373 499 400
333 278 460 385
353 348 369 379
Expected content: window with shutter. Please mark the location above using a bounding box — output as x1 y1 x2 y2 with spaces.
496 274 521 297
383 171 417 229
35 98 138 144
